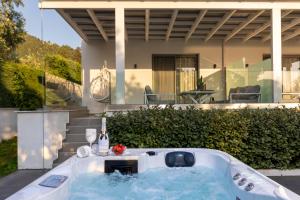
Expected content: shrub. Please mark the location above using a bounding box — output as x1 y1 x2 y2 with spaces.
12 70 43 110
0 137 17 177
107 106 300 169
45 54 81 84
0 62 43 110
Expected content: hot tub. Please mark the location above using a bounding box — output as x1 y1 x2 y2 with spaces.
7 149 300 200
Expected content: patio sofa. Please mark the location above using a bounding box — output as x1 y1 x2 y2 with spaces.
144 85 175 104
229 85 261 103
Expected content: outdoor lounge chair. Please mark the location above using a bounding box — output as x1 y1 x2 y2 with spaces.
144 85 175 104
229 85 261 103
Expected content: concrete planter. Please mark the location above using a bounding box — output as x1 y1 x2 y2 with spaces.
17 110 69 169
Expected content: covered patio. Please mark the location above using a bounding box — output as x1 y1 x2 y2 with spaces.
39 1 300 112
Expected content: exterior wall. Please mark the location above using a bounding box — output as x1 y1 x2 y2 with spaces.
17 111 69 169
82 39 300 113
0 108 17 142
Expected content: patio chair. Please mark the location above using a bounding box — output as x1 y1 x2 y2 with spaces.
229 85 261 103
144 85 175 104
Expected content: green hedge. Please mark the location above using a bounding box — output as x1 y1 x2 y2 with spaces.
107 107 300 169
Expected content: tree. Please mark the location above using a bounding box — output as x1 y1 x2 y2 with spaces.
0 0 25 61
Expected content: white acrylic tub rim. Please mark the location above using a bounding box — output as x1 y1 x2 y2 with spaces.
7 148 300 200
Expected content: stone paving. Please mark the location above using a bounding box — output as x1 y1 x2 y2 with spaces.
0 170 47 200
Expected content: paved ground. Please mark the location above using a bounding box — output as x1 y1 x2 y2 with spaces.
269 176 300 195
0 170 299 200
0 170 47 200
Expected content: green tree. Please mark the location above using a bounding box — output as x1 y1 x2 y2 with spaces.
0 0 25 61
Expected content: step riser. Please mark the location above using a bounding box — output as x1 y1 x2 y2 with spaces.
55 152 76 163
67 126 102 134
65 134 90 142
69 111 89 119
62 142 90 152
69 118 101 126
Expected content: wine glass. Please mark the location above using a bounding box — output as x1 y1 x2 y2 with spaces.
85 129 97 148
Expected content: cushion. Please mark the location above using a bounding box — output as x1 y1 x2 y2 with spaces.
230 85 260 101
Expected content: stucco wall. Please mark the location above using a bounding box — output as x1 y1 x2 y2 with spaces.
0 108 17 142
17 111 69 169
81 39 300 112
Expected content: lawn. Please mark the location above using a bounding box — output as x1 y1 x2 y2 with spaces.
0 137 17 177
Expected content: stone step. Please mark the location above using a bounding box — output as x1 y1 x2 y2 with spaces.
61 142 90 152
69 117 101 126
69 109 90 119
106 104 145 112
53 152 76 168
67 125 102 134
65 133 89 142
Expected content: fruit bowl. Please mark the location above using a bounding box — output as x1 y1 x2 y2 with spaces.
112 144 126 155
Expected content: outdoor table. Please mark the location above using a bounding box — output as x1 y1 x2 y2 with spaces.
179 90 215 104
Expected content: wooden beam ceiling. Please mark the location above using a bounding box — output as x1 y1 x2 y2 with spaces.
185 10 207 42
205 10 236 42
225 10 265 42
145 9 150 41
244 10 293 42
165 10 178 41
57 9 89 42
260 10 295 42
283 28 300 41
87 9 109 41
59 9 300 42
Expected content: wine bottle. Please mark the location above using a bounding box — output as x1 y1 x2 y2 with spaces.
98 117 109 155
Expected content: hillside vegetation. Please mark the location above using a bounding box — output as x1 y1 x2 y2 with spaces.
0 62 44 110
0 34 81 110
17 34 81 66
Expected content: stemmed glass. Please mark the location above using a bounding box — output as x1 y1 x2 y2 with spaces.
85 129 97 148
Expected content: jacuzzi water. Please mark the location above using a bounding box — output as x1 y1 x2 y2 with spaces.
69 167 233 200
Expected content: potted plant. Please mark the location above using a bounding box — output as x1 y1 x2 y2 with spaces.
197 76 206 91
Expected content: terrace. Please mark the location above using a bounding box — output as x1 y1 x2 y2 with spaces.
39 1 300 113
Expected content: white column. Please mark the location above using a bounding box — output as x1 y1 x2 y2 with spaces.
115 7 125 104
271 8 282 103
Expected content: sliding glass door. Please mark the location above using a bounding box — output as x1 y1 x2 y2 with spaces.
152 54 198 102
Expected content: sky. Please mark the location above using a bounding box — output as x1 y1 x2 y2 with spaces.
17 0 81 48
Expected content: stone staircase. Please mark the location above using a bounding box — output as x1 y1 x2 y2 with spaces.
52 108 102 168
52 105 144 168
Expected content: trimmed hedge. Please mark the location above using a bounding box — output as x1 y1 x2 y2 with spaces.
107 107 300 169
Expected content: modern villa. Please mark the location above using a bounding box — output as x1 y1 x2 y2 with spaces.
2 1 300 199
39 0 300 113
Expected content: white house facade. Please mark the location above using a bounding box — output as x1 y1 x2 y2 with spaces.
39 1 300 113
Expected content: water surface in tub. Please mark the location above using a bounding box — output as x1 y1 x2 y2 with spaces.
69 166 234 200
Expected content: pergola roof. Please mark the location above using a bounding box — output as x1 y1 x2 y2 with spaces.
56 8 300 42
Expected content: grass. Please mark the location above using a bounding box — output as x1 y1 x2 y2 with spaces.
0 137 17 177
